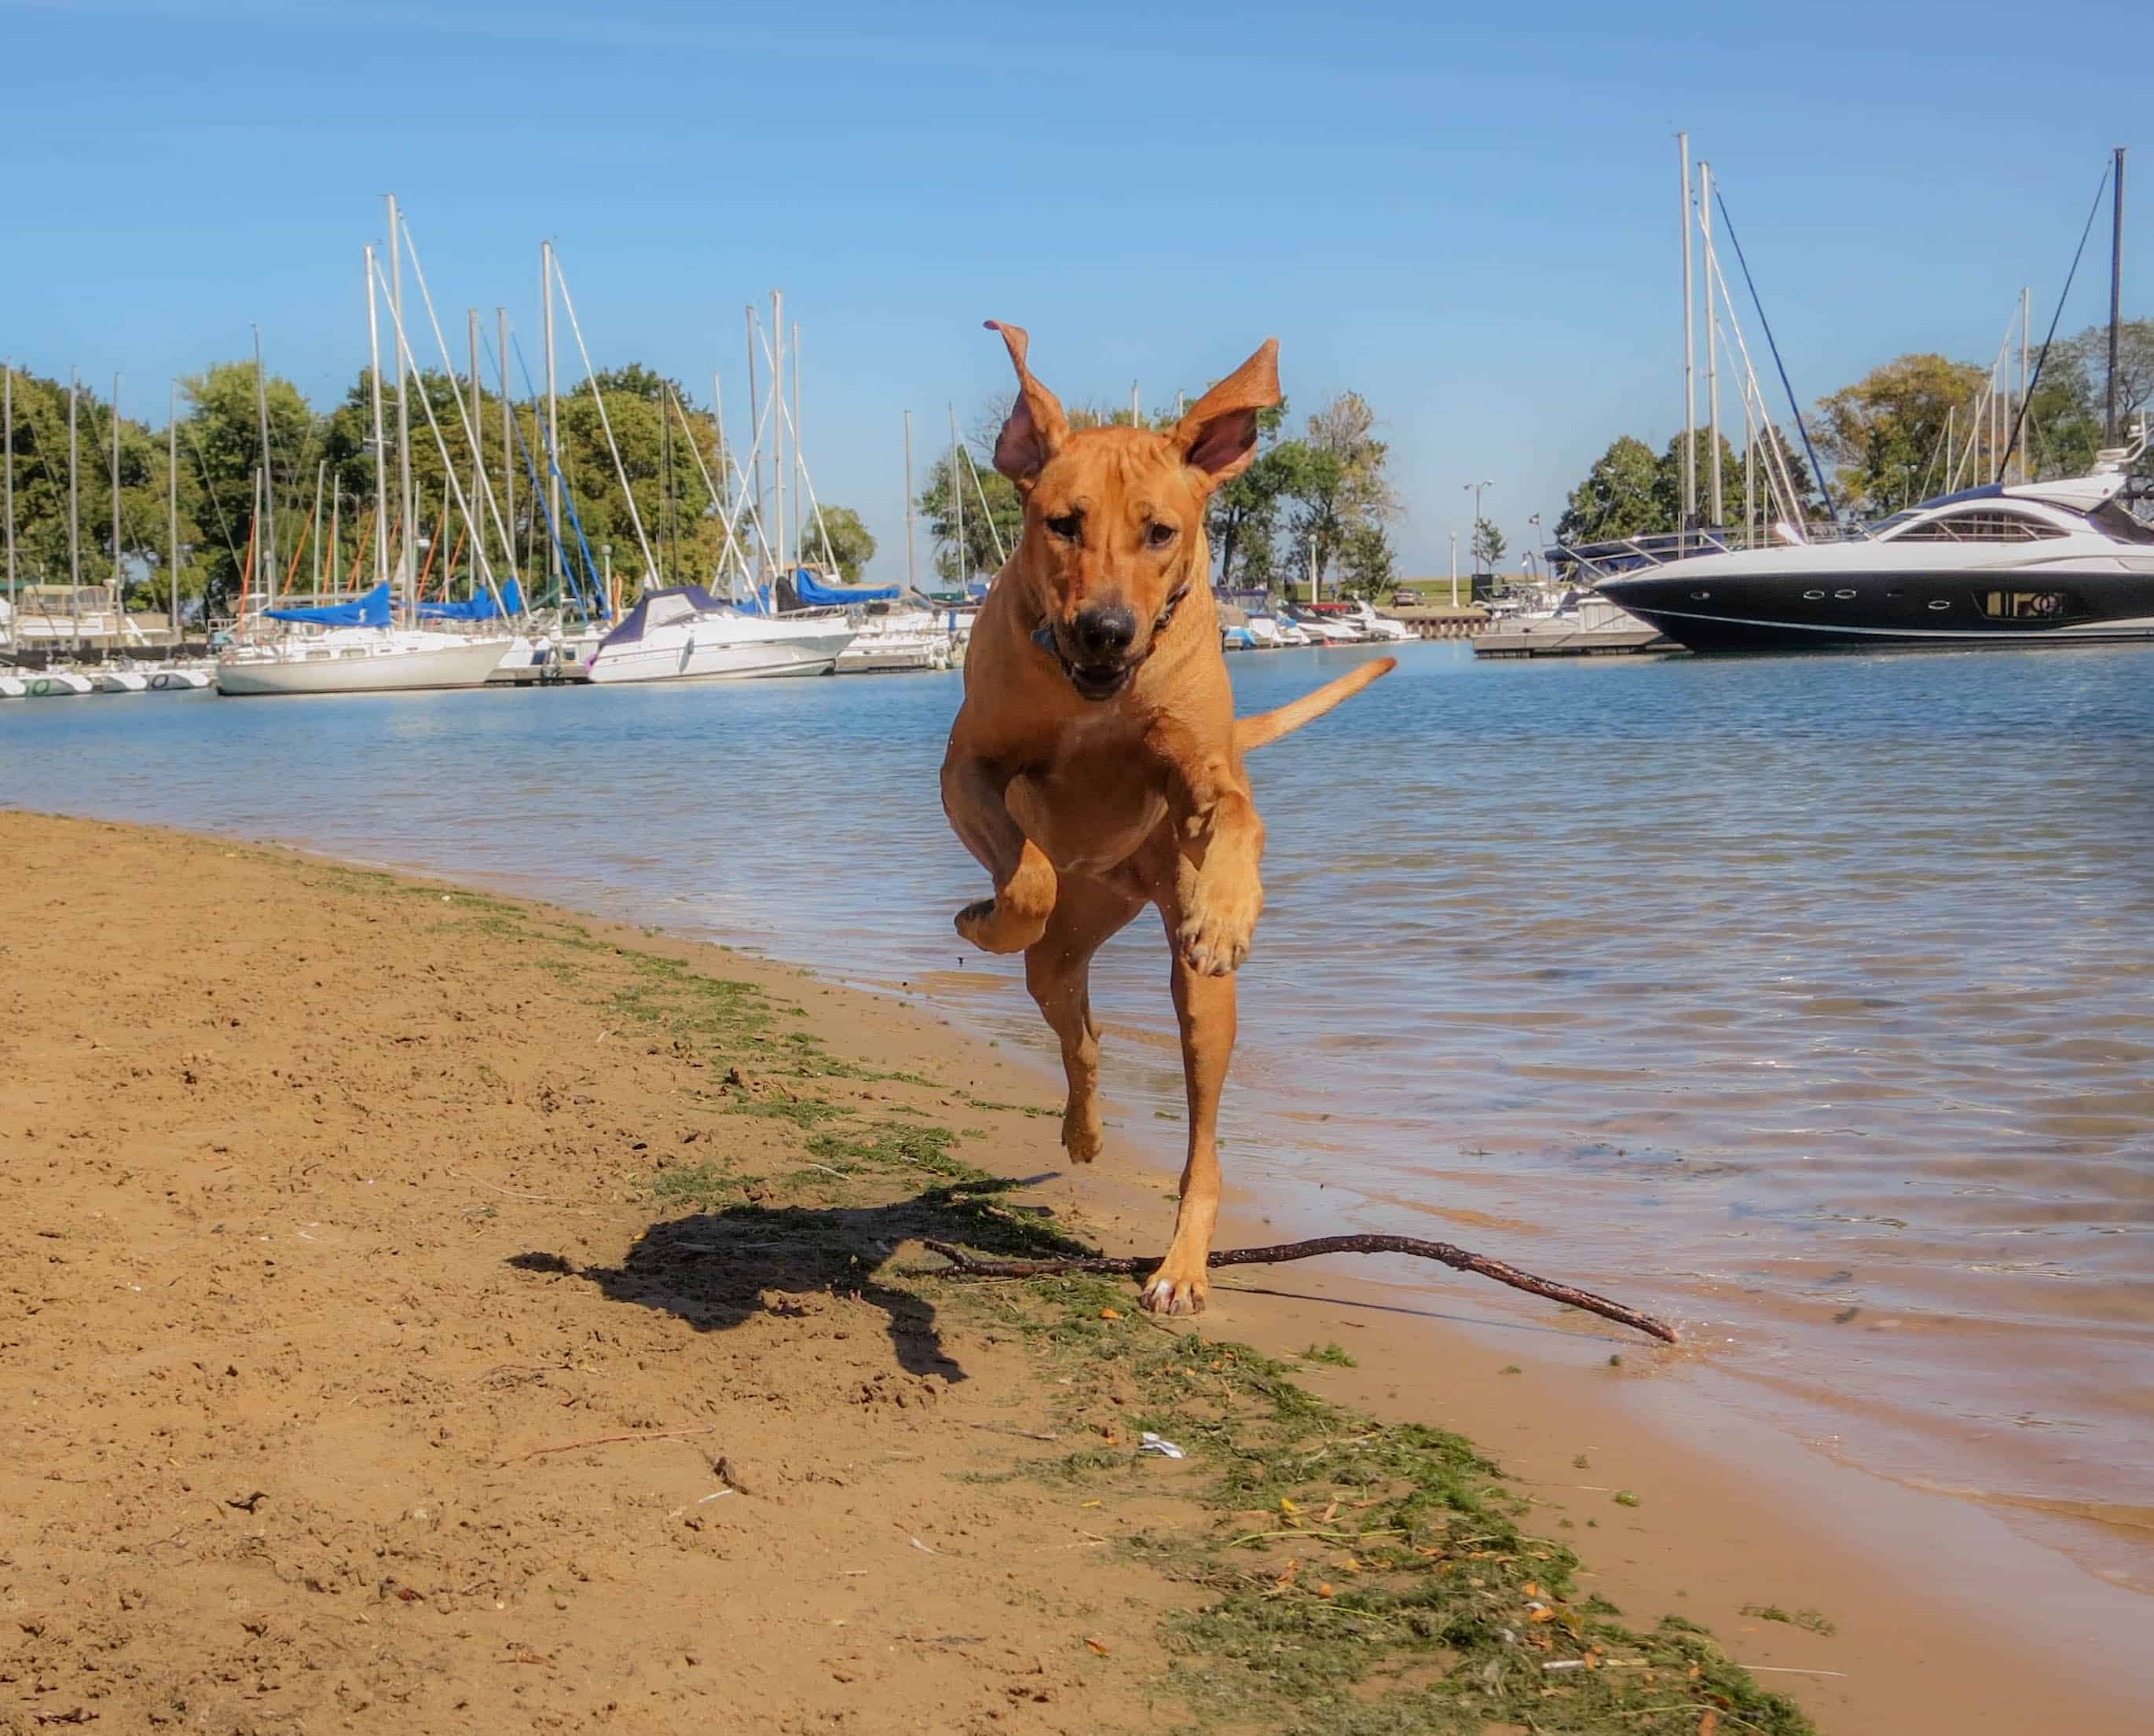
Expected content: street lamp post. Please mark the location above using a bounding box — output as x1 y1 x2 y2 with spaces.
1449 529 1459 607
1463 480 1493 595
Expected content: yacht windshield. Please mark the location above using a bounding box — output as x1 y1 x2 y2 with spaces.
2090 498 2154 545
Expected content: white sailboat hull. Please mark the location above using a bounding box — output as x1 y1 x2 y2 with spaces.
215 633 514 696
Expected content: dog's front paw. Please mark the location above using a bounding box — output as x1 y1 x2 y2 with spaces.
954 897 1047 954
1174 871 1259 977
1140 1259 1209 1316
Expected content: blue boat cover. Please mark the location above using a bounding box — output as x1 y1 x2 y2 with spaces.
264 580 392 627
419 578 524 621
790 566 898 606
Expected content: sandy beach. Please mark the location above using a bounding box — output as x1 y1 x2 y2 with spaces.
0 809 2139 1735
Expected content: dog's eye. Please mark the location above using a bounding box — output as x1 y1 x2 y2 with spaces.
1046 511 1082 540
1145 522 1178 549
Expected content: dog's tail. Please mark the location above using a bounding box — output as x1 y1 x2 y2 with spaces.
1233 657 1396 753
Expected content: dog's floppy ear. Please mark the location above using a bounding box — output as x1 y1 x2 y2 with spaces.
984 320 1068 491
1170 339 1281 493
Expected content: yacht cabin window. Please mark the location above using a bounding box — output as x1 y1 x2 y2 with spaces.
1890 511 2065 543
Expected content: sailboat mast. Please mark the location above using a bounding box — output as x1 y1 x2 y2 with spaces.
903 408 917 594
543 245 562 606
771 288 786 581
252 324 276 612
2106 145 2126 443
110 373 123 616
167 380 178 656
388 194 414 619
1700 159 1723 529
468 307 484 595
5 361 16 643
1678 131 1697 544
310 460 326 601
949 401 963 590
788 323 797 568
745 306 763 581
68 372 80 591
497 307 515 592
2018 287 2031 483
364 244 391 595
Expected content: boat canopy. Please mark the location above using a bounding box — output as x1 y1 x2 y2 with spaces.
596 584 726 650
419 578 523 621
790 566 899 606
264 580 392 627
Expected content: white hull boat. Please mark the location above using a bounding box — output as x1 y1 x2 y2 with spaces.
18 671 94 698
584 586 854 685
147 668 213 691
215 628 515 696
96 669 150 694
836 610 952 674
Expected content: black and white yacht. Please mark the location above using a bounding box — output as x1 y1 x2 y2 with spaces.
1577 430 2154 654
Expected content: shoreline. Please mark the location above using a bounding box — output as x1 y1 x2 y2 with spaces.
0 808 2140 1734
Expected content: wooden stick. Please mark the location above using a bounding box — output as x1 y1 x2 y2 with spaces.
506 1424 714 1463
923 1235 1679 1344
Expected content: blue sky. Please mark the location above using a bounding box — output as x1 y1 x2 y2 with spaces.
2 0 2148 580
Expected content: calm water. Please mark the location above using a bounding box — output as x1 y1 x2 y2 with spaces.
6 643 2152 1580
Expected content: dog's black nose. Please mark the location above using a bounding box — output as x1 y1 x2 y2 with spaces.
1071 605 1137 661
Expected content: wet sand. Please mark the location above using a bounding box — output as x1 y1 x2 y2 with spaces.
0 810 2141 1734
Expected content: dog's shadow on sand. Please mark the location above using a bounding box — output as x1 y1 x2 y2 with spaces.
507 1174 1082 1382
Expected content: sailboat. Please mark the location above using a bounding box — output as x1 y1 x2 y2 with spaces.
216 200 512 697
582 288 879 684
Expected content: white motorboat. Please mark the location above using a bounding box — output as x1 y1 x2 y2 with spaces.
216 625 514 695
836 606 952 674
1338 599 1413 643
95 668 150 694
146 667 212 691
584 584 855 684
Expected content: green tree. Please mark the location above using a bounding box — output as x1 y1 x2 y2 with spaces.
916 445 1022 586
1339 522 1396 596
1204 400 1292 588
800 503 876 582
1650 430 1746 529
1555 435 1665 543
1471 516 1506 573
1814 353 1986 516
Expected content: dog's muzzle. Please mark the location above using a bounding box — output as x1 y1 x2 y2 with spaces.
1032 586 1191 703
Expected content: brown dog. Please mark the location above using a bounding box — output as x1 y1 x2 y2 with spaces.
940 322 1394 1314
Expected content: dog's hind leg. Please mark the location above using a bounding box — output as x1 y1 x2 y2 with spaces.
1141 914 1237 1316
1024 876 1143 1164
940 753 1057 954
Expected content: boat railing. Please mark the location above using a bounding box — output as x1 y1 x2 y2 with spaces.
1550 518 1866 580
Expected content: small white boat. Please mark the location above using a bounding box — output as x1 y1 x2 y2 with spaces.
147 667 213 691
95 668 151 694
836 606 952 674
21 670 94 697
584 585 854 684
216 626 514 695
0 673 26 699
1339 599 1414 643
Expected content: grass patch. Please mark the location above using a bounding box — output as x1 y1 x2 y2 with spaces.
1299 1342 1359 1368
1742 1604 1837 1637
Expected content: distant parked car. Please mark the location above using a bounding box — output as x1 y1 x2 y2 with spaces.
1390 591 1418 608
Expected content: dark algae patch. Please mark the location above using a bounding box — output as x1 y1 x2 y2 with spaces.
386 861 1812 1736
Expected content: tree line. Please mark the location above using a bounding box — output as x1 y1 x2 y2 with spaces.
914 387 1403 597
1557 321 2152 544
0 360 875 624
